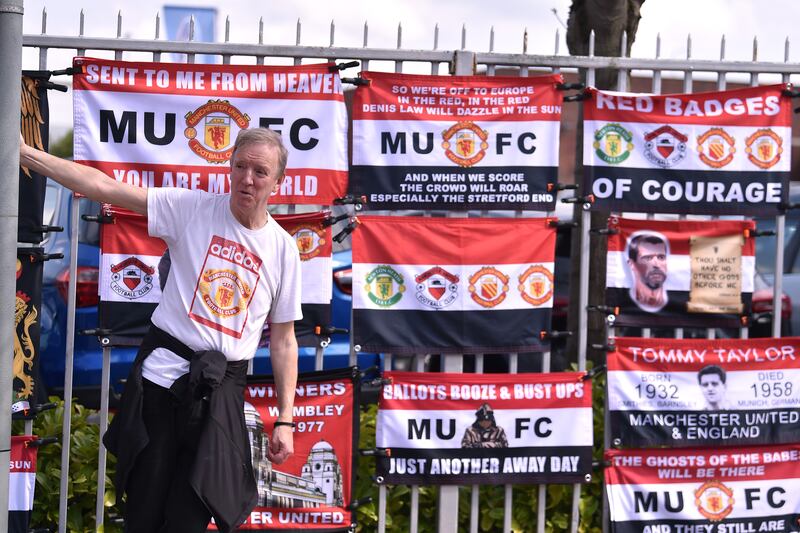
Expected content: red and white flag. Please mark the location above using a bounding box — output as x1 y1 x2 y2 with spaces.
9 436 38 533
352 215 556 354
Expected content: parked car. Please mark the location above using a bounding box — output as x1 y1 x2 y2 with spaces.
39 182 379 407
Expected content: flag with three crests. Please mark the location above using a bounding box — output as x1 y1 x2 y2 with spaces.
606 217 755 328
351 72 563 211
605 445 800 533
98 207 166 345
274 212 332 347
9 436 38 533
352 216 556 353
583 84 792 215
72 57 348 204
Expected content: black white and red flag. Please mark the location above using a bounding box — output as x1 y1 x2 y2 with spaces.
606 217 755 328
606 445 800 533
351 72 563 211
376 371 593 485
232 368 359 531
9 436 38 533
583 84 792 215
19 73 50 244
73 57 348 204
98 206 166 345
13 249 47 419
608 337 800 448
273 212 332 347
352 215 556 354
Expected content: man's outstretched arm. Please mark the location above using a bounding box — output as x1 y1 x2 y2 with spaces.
19 135 147 215
267 320 298 465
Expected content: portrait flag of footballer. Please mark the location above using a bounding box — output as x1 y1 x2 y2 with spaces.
98 207 166 345
73 57 348 204
607 337 800 448
351 72 563 211
605 445 800 533
234 368 359 531
9 436 38 533
583 84 792 215
376 371 593 485
352 215 556 354
13 249 47 419
606 217 755 328
274 212 332 347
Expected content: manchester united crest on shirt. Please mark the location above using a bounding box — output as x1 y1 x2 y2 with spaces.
745 128 782 169
468 267 510 308
441 121 489 167
415 266 459 309
110 257 155 299
644 125 688 168
696 127 735 168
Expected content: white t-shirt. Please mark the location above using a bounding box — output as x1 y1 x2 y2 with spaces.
141 188 302 388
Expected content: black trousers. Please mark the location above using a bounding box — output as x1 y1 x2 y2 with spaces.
124 378 212 533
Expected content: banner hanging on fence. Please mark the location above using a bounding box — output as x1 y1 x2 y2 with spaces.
608 337 800 448
13 249 46 418
352 215 556 354
73 57 348 204
236 368 359 531
274 212 332 347
606 445 800 533
606 217 755 328
18 73 49 244
376 371 593 485
98 207 166 345
583 84 792 215
351 72 563 211
9 436 38 533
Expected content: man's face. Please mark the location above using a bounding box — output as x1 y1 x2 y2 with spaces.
632 241 667 290
700 374 726 405
229 143 281 217
478 419 492 429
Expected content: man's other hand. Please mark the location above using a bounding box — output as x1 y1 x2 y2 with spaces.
268 424 294 464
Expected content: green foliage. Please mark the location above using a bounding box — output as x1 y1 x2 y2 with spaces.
49 130 74 159
355 366 606 532
12 397 121 533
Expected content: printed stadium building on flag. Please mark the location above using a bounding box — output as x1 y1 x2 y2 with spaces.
583 84 792 215
73 57 348 204
607 337 800 448
352 216 556 354
606 217 755 328
606 445 800 533
351 72 563 211
274 212 332 347
376 371 593 485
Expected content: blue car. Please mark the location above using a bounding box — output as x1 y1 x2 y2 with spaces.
40 182 378 407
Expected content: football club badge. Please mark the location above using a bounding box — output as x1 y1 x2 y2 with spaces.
694 480 734 522
518 265 554 306
365 265 405 307
644 125 688 168
697 127 735 168
468 267 510 308
441 122 489 167
415 266 459 309
745 128 782 169
184 100 251 163
593 123 634 164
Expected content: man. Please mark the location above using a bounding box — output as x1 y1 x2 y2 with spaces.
627 233 669 312
697 365 732 410
19 128 300 533
461 403 508 448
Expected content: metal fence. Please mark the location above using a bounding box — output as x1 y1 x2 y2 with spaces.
21 9 799 533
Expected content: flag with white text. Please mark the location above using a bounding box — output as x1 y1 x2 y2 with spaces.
606 445 800 533
352 216 556 354
351 72 563 210
608 337 800 448
376 371 593 485
9 436 38 533
607 217 755 328
73 57 348 204
583 84 792 215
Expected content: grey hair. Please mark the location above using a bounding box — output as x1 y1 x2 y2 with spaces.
231 127 289 180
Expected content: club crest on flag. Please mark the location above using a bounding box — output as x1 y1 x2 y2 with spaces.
292 225 326 261
13 290 36 401
441 121 489 167
745 128 782 169
593 123 633 164
697 127 736 168
198 268 252 318
414 266 459 309
518 265 553 306
468 267 510 308
365 265 405 307
110 257 155 300
694 480 734 521
643 125 688 168
184 100 250 164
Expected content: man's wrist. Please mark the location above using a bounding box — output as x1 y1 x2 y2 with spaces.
274 420 296 429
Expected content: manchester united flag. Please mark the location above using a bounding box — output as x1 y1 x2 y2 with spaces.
583 84 792 215
98 207 166 345
351 72 563 211
352 216 556 354
606 217 755 328
73 58 348 204
606 445 800 533
9 436 38 533
18 73 49 244
607 337 800 448
13 249 46 418
274 212 332 347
